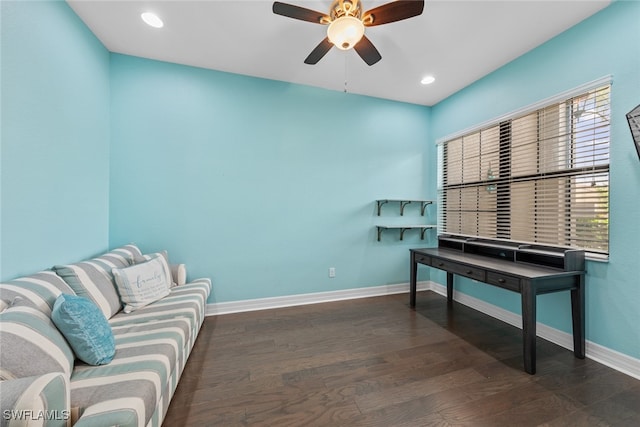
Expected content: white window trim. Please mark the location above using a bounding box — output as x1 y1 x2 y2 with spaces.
435 76 613 261
436 75 613 146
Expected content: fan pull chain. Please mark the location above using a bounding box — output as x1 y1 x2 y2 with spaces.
344 56 348 93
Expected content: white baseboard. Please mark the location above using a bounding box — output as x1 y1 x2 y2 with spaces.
428 282 640 380
206 281 640 380
206 281 431 316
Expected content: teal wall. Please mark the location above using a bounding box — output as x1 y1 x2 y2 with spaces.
0 0 111 279
1 0 638 362
109 54 433 302
431 0 640 359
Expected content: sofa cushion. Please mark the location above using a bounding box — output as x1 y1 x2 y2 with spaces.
0 271 76 315
52 294 116 366
133 250 168 264
103 244 144 265
52 245 141 319
69 279 211 427
70 316 193 427
0 372 70 426
0 303 74 380
109 279 211 362
112 254 172 313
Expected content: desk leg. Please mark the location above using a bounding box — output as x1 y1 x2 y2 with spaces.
410 253 417 308
571 275 586 359
521 284 537 375
446 272 454 304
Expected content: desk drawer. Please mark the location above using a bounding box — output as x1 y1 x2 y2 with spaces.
486 272 520 292
431 258 485 281
414 254 431 265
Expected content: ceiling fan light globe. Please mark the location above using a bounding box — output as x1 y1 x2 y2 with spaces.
327 16 364 50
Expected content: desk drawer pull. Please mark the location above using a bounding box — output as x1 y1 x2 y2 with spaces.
413 254 432 265
437 262 445 267
466 270 473 275
487 272 520 291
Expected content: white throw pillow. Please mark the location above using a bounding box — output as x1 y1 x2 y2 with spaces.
112 254 171 313
134 251 179 287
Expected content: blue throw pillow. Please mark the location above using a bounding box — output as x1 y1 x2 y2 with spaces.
51 294 115 365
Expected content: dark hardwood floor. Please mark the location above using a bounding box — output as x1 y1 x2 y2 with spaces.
163 291 640 426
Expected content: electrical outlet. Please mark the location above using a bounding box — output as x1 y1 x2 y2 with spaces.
328 267 336 278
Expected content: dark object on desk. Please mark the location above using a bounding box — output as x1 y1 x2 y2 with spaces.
626 104 640 161
409 235 585 374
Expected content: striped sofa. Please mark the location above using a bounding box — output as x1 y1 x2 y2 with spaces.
0 245 211 427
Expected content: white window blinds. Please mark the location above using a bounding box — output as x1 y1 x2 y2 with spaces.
437 83 610 258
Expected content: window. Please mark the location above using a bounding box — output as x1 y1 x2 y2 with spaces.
437 82 610 258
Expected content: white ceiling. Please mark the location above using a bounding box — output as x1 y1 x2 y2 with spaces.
67 0 610 106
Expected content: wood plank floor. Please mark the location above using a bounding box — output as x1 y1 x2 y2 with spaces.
163 291 640 426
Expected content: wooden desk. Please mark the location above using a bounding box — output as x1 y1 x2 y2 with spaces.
409 237 585 374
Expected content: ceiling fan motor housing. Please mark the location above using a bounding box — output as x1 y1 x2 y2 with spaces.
329 0 363 20
327 0 365 50
272 0 424 65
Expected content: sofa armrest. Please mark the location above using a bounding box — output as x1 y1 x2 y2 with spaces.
170 263 187 286
0 373 71 427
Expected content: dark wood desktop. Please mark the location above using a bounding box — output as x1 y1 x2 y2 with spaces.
410 235 586 374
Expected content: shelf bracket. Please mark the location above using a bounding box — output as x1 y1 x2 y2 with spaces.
377 226 383 241
376 200 389 216
420 201 433 216
420 227 428 240
400 201 412 216
400 227 408 240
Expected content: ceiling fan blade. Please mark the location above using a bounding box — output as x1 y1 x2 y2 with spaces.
304 37 333 64
354 35 382 66
272 2 330 24
363 0 424 27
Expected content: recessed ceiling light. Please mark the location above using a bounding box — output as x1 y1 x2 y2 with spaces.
421 75 436 85
141 12 163 28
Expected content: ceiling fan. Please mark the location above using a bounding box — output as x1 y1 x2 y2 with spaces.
272 0 424 66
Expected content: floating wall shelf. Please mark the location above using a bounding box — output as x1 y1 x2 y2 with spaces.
375 199 436 241
376 225 436 241
376 199 433 216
